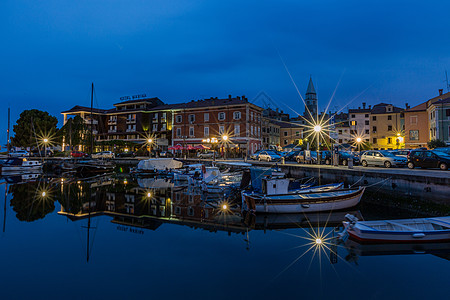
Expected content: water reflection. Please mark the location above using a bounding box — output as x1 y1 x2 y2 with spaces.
1 172 450 268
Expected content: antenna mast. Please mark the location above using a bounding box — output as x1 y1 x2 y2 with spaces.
445 71 450 93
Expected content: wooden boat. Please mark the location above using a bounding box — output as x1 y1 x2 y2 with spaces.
0 157 43 174
242 187 364 213
343 214 450 243
135 158 183 174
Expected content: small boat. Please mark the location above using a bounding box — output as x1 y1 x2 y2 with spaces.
135 158 183 174
343 214 450 243
0 157 43 174
242 187 364 213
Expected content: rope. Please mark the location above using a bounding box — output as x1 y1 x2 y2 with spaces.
350 175 365 188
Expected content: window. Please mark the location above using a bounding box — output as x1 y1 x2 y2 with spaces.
365 120 369 125
176 115 182 123
372 126 377 132
188 114 195 123
204 126 209 137
284 131 288 136
387 137 392 144
388 115 392 120
446 109 450 117
339 139 342 143
218 112 225 120
234 125 240 136
296 131 300 136
258 127 261 137
410 130 419 140
153 112 158 120
338 130 342 134
176 128 181 137
351 121 357 126
351 114 355 118
372 116 377 121
365 129 369 134
219 125 224 135
152 124 158 131
388 125 392 131
410 116 417 125
161 112 167 121
373 138 377 143
251 112 254 121
284 139 288 145
251 126 253 135
233 112 241 120
189 127 194 137
365 114 369 118
204 113 209 122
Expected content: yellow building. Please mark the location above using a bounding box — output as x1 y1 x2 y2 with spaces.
369 103 405 150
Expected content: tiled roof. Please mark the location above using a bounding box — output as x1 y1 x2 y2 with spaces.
150 96 257 111
370 103 404 114
405 102 427 112
61 105 110 114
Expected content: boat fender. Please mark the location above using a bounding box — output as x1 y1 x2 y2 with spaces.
412 233 425 239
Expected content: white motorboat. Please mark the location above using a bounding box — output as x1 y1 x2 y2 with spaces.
243 187 364 213
137 158 183 173
0 157 43 174
343 214 450 243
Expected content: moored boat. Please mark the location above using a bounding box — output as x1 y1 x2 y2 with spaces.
243 187 364 213
0 157 43 174
136 158 183 174
75 160 115 174
343 214 450 243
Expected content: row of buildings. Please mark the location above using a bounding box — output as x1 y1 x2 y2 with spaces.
61 80 450 153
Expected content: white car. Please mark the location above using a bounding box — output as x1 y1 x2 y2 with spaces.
9 150 30 157
91 151 115 159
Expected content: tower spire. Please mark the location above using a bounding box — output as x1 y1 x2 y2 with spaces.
304 77 318 118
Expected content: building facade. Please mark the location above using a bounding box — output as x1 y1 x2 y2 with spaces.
369 103 405 150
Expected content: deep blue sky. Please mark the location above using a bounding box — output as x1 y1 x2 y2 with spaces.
1 0 450 144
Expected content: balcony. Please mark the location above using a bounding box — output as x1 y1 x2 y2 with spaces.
126 129 136 133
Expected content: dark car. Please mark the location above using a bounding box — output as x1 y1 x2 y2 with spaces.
320 150 358 165
71 151 89 158
283 150 301 161
31 149 53 157
116 151 136 158
407 150 450 170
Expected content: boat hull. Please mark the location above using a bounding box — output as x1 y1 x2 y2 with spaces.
344 217 450 243
243 187 364 214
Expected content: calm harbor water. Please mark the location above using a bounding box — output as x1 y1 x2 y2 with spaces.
0 173 449 300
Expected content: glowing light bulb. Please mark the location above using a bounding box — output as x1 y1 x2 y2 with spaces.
43 138 48 143
222 204 228 210
313 125 321 132
315 238 322 245
147 192 151 198
42 191 46 197
222 135 228 141
356 137 362 143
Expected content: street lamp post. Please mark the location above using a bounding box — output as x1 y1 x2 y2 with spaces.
313 125 321 165
356 137 362 153
222 135 228 160
147 138 153 158
43 138 49 158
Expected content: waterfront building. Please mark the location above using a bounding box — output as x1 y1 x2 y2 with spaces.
62 97 173 151
428 91 450 144
274 120 304 147
170 95 263 155
261 117 281 149
369 103 405 150
348 103 372 143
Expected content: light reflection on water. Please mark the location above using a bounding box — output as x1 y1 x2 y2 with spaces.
0 173 449 299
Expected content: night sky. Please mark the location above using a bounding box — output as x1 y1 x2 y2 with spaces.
1 0 450 145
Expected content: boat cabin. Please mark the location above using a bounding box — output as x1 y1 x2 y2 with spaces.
262 177 290 195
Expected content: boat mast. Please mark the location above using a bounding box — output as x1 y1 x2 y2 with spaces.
90 83 94 155
6 107 10 154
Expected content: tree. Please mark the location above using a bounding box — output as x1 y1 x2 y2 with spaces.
57 115 87 150
428 139 447 149
12 109 58 148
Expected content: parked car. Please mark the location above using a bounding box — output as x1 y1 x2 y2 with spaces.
434 147 450 155
31 149 53 157
407 150 450 170
91 151 115 159
250 150 263 160
71 151 89 158
159 151 174 157
9 150 30 157
296 150 317 164
116 151 136 158
197 151 216 159
257 150 281 162
389 149 411 158
360 150 407 168
283 150 301 161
